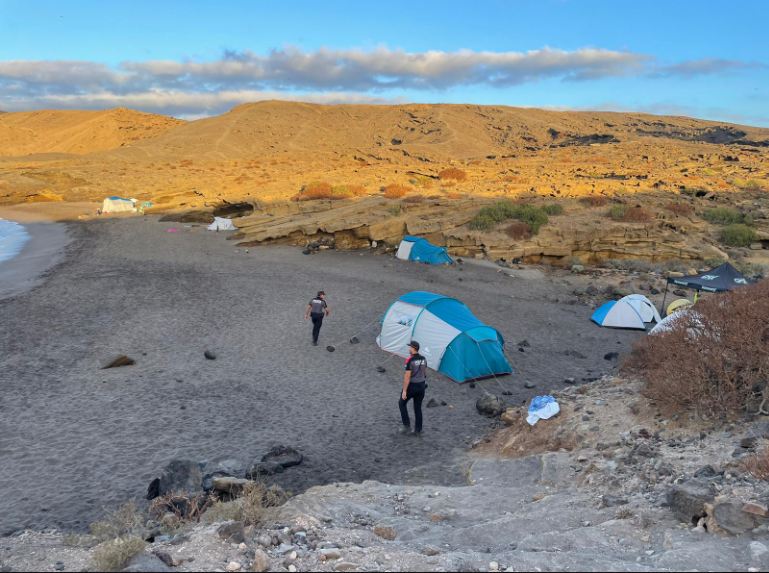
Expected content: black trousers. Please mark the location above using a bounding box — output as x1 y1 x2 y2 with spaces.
399 383 426 433
311 313 324 342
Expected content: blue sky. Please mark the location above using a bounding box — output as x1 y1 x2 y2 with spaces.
0 0 767 124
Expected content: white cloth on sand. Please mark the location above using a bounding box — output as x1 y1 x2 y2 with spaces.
207 217 237 231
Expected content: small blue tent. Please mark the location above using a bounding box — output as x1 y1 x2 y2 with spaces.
396 236 453 265
377 291 512 382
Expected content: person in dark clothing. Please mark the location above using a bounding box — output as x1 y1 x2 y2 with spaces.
304 291 330 346
399 340 427 436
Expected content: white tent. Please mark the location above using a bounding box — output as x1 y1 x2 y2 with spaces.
102 196 137 213
591 299 646 330
620 294 662 324
649 309 703 336
207 217 238 231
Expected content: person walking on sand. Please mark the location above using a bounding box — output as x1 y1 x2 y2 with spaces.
399 340 428 436
305 291 330 346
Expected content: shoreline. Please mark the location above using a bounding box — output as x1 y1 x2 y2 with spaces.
0 215 71 301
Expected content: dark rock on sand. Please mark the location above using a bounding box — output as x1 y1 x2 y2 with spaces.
693 465 721 479
327 345 336 352
103 355 135 369
202 457 246 491
147 459 203 500
564 350 587 359
524 382 536 389
204 350 216 360
517 339 530 348
426 398 440 408
262 446 303 469
121 553 173 572
246 462 285 478
603 352 619 361
217 521 246 544
476 395 505 417
349 336 360 344
666 481 714 524
376 366 386 373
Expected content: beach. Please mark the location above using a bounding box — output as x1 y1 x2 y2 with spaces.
0 216 641 534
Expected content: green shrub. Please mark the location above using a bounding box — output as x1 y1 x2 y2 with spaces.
703 207 745 225
542 203 564 216
608 204 627 220
720 224 757 247
468 202 549 234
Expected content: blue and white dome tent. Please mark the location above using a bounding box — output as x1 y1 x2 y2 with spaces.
377 291 512 383
395 236 453 265
591 298 646 330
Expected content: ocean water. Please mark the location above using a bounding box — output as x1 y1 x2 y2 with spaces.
0 218 30 264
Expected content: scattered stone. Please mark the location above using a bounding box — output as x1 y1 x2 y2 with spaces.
666 481 714 524
603 352 619 361
517 339 530 348
152 551 175 568
750 541 769 561
564 350 587 359
743 502 769 518
202 457 246 491
54 563 65 572
476 394 505 417
246 461 284 478
226 561 242 572
261 446 303 468
376 366 386 373
426 398 440 408
204 350 217 360
571 264 585 273
327 345 336 352
218 522 246 544
251 550 270 572
102 355 135 369
122 554 173 572
524 382 536 389
373 525 397 541
422 546 440 556
349 336 360 344
740 436 758 449
147 459 203 500
212 477 250 496
319 549 342 561
564 377 576 384
334 563 359 572
693 465 720 479
600 495 629 508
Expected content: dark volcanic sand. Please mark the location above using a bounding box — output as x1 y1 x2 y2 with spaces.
0 218 641 534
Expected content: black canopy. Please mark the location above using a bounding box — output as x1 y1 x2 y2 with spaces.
667 263 751 292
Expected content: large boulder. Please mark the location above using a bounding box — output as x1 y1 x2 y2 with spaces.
476 394 505 417
246 462 284 479
121 553 173 572
665 481 714 524
146 459 203 500
710 501 759 535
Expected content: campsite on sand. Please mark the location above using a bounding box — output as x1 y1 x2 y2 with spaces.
0 215 643 535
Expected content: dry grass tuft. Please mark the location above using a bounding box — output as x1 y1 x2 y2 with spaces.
743 446 769 480
579 195 609 207
90 502 145 542
666 202 694 216
505 221 533 240
148 491 215 525
382 184 411 199
92 536 146 572
438 167 468 182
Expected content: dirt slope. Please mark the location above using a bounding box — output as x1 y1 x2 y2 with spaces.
0 108 184 156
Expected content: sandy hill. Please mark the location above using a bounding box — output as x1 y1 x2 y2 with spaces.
0 108 185 157
105 100 769 164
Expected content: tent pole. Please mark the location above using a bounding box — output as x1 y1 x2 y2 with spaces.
660 281 669 315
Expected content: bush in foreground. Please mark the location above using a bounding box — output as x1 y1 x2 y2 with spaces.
622 279 769 420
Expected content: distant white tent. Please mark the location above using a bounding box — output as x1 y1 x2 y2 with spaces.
620 294 662 324
649 308 704 336
591 299 646 330
207 217 238 231
101 196 137 213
